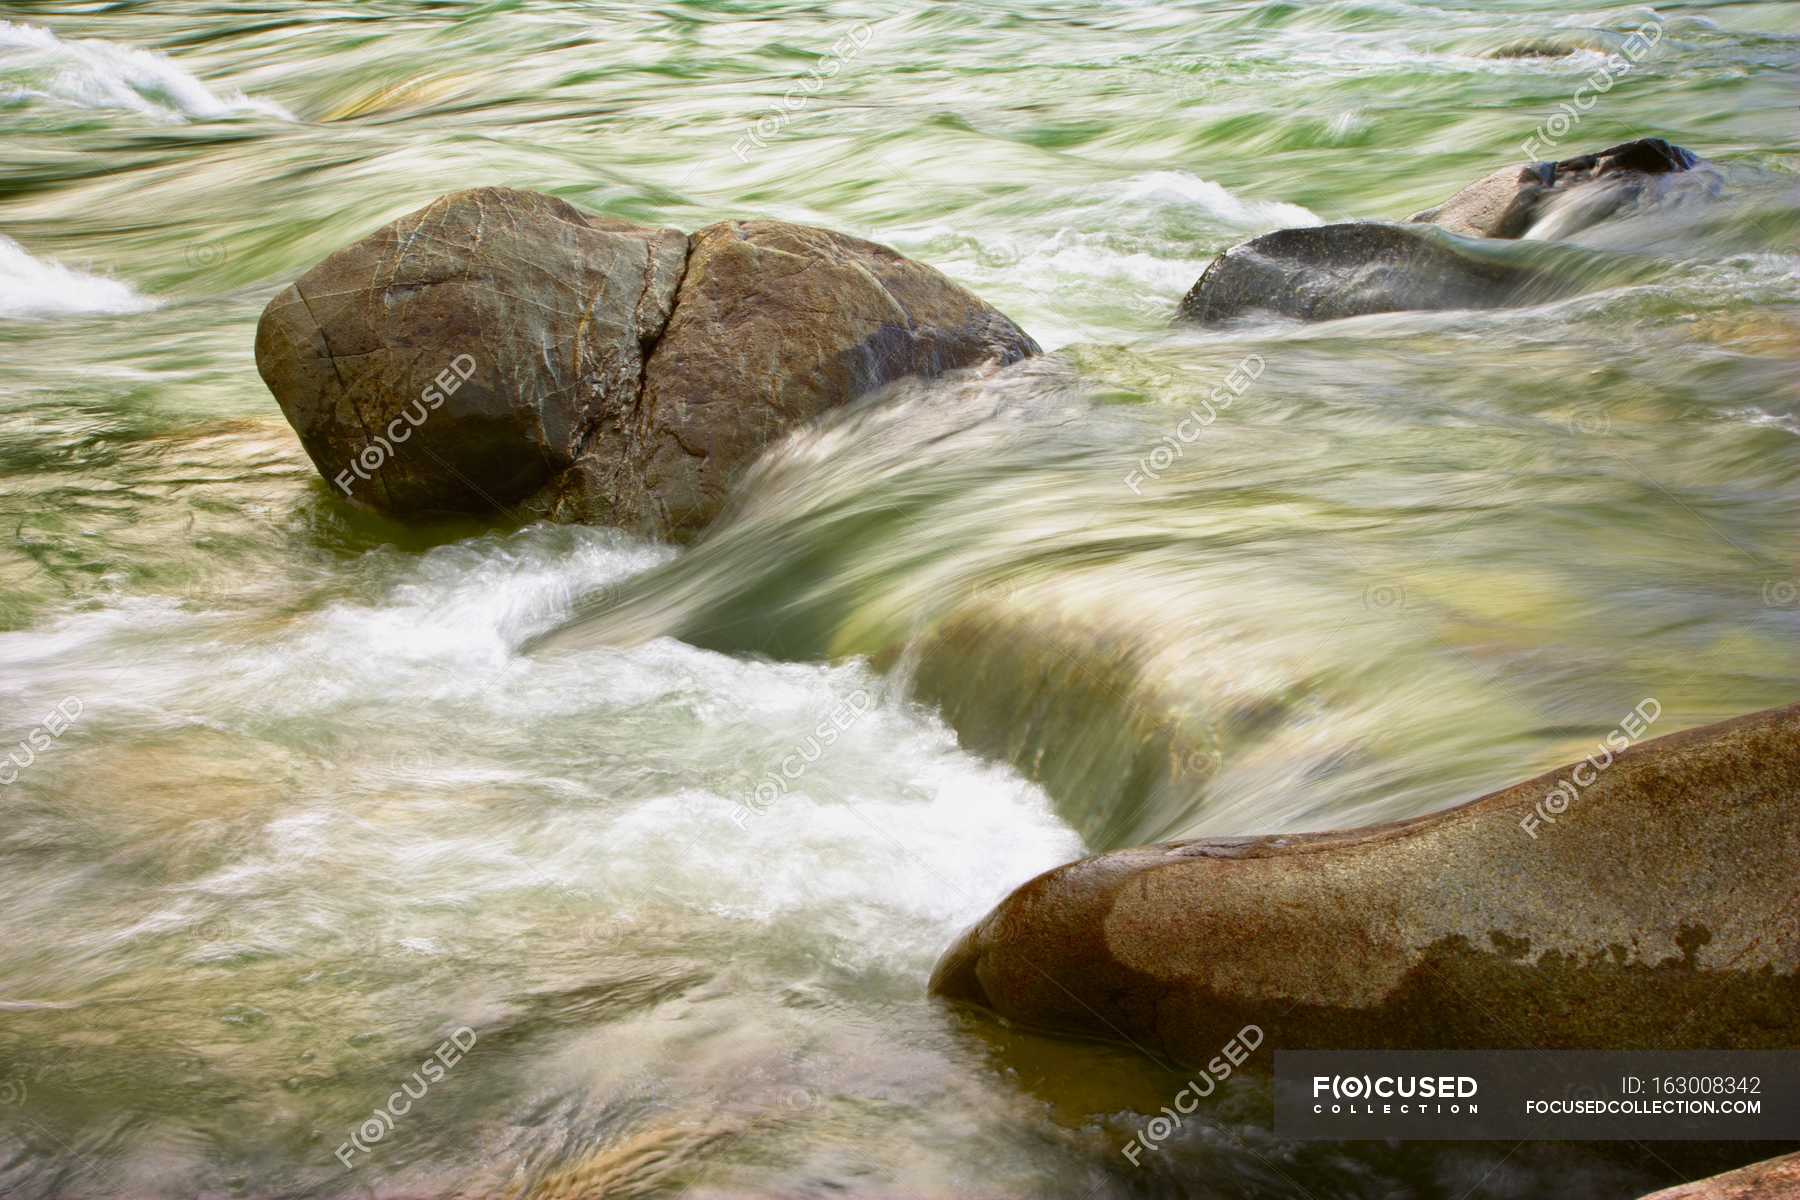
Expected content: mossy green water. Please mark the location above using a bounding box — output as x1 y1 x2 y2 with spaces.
1 3 1796 1197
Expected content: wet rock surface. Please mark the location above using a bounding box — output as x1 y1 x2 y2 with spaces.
1178 139 1708 324
1411 138 1700 240
931 701 1800 1065
255 191 1037 538
1175 221 1549 324
1638 1152 1800 1199
255 187 686 515
545 219 1040 538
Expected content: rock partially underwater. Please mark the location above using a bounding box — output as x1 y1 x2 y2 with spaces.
255 188 1038 539
1174 221 1553 325
1178 138 1713 324
931 700 1800 1063
1410 138 1700 241
549 219 1041 536
255 189 687 516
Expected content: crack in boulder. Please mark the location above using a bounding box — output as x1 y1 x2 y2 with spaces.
255 191 1037 539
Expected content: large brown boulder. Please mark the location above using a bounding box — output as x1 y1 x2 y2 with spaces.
255 187 686 514
256 192 1038 539
546 220 1040 535
931 700 1800 1065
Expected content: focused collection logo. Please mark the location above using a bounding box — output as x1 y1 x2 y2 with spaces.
1279 1050 1797 1141
1312 1073 1480 1115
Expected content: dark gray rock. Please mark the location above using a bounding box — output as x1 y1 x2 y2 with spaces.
1177 222 1545 324
1178 139 1706 324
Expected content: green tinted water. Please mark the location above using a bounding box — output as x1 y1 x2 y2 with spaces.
1 3 1796 1197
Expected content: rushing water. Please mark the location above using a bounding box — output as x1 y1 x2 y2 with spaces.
1 3 1797 1198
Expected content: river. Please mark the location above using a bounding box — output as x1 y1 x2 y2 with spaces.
1 3 1796 1197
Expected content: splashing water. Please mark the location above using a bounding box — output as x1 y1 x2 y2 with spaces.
0 20 291 122
0 234 158 320
0 2 1796 1198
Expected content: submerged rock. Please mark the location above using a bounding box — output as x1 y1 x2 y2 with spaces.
1175 222 1548 324
1178 138 1707 324
255 189 1036 539
1411 138 1702 240
1482 39 1591 60
1408 161 1557 241
931 700 1800 1063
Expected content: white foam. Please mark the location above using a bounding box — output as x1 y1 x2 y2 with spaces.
0 525 1082 975
1727 407 1800 437
1325 109 1367 143
0 234 157 321
595 700 1081 969
893 173 1318 346
1117 171 1322 229
0 20 292 122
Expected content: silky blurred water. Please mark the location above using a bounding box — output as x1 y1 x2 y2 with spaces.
1 2 1797 1198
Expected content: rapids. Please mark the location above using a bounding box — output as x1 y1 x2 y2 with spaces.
1 3 1796 1197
